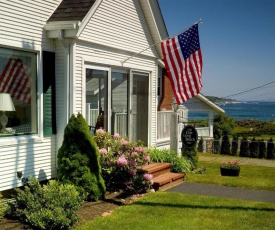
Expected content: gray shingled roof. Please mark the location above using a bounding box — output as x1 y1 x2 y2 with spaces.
48 0 96 22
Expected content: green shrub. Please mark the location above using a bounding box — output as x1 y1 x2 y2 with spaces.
7 177 82 230
57 113 106 201
0 193 4 219
231 135 238 156
249 137 259 158
267 138 275 159
239 137 249 157
220 134 231 155
93 130 152 195
213 140 220 154
181 146 198 170
147 148 192 173
258 139 266 158
198 137 203 152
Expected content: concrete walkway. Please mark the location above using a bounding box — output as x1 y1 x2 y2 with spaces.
167 156 275 203
167 182 275 203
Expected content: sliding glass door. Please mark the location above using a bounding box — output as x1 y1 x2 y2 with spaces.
129 71 149 145
85 65 149 145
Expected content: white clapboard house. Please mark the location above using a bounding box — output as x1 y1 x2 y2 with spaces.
0 0 169 192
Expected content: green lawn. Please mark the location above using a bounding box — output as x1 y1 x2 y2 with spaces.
76 192 275 230
187 159 275 191
76 155 275 230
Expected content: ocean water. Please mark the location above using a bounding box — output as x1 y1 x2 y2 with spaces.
188 101 275 121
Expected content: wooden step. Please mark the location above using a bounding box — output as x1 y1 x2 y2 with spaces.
152 172 184 191
138 163 171 177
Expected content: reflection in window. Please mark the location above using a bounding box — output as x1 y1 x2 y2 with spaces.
0 47 37 135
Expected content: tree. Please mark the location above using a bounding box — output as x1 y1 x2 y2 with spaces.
213 113 235 140
231 135 239 156
220 134 231 155
267 138 275 159
198 136 204 152
57 113 106 201
258 139 266 158
249 137 259 158
239 136 249 157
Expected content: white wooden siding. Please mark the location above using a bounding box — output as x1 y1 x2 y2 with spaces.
0 0 61 191
0 137 56 191
0 0 60 51
78 0 158 58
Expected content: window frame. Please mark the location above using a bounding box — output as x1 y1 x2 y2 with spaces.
0 46 42 143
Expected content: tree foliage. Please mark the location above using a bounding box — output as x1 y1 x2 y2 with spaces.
213 113 235 139
57 113 106 201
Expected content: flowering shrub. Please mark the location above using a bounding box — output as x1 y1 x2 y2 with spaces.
93 130 153 195
220 161 240 170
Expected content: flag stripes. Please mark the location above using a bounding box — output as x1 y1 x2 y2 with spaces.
0 58 31 104
161 24 203 104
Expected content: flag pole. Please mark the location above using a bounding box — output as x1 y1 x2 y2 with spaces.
120 19 203 65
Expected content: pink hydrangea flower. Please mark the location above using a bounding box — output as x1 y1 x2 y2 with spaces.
113 133 120 139
134 147 144 152
145 154 150 162
131 152 138 157
121 139 128 146
96 128 105 135
99 148 107 155
129 160 137 166
144 173 153 181
117 155 127 166
129 169 136 176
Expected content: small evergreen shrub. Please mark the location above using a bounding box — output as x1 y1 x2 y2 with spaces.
198 137 203 152
147 148 192 173
258 139 266 158
267 138 275 159
231 135 239 156
249 137 259 158
181 146 198 170
239 137 249 157
93 130 152 195
220 135 231 155
57 113 106 201
213 140 221 154
0 193 4 219
7 177 82 230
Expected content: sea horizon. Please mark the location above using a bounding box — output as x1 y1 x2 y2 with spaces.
189 101 275 121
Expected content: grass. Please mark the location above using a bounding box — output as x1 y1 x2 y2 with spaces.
76 192 275 230
187 156 275 191
75 155 275 230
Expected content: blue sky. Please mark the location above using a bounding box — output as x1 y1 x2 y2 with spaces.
158 0 275 101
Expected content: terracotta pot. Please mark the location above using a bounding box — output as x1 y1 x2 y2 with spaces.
220 167 240 177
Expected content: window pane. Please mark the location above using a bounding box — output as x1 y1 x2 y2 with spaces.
111 71 128 136
0 47 37 136
86 69 108 133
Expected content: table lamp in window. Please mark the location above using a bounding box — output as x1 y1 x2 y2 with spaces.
0 93 15 132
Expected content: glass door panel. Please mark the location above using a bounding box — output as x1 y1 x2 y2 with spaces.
111 70 128 136
86 68 108 132
130 72 149 145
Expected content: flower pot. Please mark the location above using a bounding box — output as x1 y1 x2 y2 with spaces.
220 167 240 177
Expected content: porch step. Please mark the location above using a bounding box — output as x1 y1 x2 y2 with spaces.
152 172 184 191
137 163 185 191
138 163 171 178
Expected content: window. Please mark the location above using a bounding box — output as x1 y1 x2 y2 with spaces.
0 47 37 136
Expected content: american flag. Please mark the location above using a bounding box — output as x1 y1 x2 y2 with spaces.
161 23 203 104
0 58 31 104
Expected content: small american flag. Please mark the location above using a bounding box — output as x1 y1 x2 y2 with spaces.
0 58 31 104
161 23 203 104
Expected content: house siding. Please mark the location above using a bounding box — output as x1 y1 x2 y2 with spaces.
0 0 61 191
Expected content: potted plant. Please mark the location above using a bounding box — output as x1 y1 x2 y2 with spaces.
220 161 240 176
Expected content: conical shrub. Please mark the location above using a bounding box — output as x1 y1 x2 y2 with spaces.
57 113 105 201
